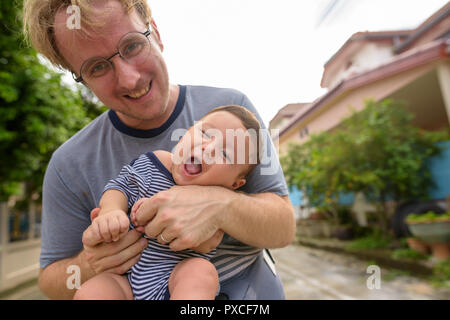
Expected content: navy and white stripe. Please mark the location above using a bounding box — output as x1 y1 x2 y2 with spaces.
104 151 260 299
129 239 215 300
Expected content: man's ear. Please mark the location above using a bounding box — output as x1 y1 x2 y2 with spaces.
232 178 246 190
150 19 164 51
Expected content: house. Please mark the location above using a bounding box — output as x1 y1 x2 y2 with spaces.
276 3 450 153
269 103 310 132
274 3 450 220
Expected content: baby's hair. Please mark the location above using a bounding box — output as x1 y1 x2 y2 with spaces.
203 105 263 176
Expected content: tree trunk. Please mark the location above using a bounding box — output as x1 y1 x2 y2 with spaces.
378 193 389 235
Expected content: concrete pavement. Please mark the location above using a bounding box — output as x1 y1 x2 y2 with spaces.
271 244 450 300
2 244 449 300
0 279 47 300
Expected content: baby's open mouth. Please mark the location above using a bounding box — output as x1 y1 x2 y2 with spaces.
184 156 202 175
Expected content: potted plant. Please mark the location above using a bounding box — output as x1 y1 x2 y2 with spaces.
406 211 450 259
405 237 430 255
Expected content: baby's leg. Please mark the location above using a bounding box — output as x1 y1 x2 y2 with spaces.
168 258 219 300
73 273 133 300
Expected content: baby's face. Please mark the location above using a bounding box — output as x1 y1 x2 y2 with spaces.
172 111 256 190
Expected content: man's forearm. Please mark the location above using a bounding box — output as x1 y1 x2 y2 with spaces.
221 191 296 249
39 250 94 300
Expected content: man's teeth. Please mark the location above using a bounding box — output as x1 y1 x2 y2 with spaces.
128 85 150 99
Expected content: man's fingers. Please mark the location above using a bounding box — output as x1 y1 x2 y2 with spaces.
104 252 143 275
83 229 147 276
105 229 144 255
99 236 147 272
135 226 145 233
90 207 101 221
131 198 146 216
214 229 224 241
144 219 165 239
135 198 158 226
169 237 191 252
82 225 103 247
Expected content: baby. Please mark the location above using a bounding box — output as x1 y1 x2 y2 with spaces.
74 105 262 300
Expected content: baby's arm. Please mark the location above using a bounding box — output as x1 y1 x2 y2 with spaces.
87 189 130 244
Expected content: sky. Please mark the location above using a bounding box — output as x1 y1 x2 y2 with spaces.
147 0 449 126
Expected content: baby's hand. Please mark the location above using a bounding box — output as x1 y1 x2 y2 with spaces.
92 210 130 243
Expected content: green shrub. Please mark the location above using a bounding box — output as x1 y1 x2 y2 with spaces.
391 248 427 261
406 212 450 224
431 259 450 289
346 230 393 250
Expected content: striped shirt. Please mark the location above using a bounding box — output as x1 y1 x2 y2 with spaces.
104 151 260 299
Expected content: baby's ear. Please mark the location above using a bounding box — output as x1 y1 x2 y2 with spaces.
232 178 246 190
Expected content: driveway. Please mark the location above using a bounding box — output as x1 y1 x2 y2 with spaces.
271 244 450 300
3 244 449 300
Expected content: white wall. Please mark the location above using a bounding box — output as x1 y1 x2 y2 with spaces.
329 43 394 88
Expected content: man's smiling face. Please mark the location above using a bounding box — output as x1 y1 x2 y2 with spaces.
53 1 174 129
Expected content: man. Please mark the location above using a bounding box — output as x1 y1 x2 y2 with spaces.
23 0 295 299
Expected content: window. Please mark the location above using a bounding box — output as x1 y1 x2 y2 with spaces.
6 198 41 243
299 127 309 139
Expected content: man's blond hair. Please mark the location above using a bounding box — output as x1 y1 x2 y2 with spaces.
22 0 152 71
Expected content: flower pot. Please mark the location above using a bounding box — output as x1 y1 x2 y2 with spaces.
406 237 430 255
407 221 450 243
428 242 450 260
331 225 353 240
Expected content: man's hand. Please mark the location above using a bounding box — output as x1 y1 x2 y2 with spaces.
81 208 147 276
191 229 224 254
132 185 296 250
133 185 229 251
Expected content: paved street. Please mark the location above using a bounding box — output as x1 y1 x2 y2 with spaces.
271 244 450 300
2 244 449 300
0 279 47 300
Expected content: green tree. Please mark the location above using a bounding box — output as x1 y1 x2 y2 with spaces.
282 126 350 224
0 0 105 201
281 99 448 233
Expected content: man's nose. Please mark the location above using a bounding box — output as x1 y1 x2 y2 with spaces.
113 58 141 90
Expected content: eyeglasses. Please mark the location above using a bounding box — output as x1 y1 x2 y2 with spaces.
72 26 152 85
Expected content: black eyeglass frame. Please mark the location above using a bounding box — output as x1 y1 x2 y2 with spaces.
72 26 152 83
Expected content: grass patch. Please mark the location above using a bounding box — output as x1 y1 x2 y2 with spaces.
382 269 411 282
346 231 393 251
391 248 428 261
430 259 450 289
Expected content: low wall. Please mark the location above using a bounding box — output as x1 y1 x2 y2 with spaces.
0 202 41 293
